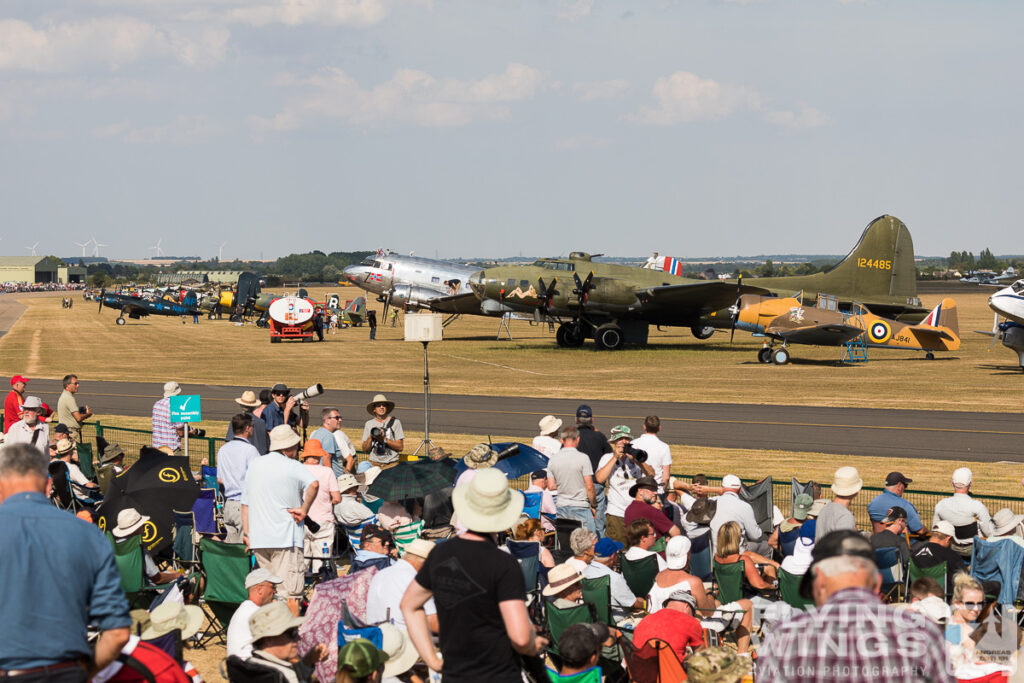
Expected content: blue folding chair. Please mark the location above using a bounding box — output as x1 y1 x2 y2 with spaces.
522 491 542 519
192 488 221 537
343 517 377 554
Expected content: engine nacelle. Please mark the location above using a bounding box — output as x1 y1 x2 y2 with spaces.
480 299 517 315
390 284 446 310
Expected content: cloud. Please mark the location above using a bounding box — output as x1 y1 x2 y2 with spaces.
0 17 228 72
764 105 833 129
555 135 610 150
253 62 544 133
226 0 389 27
558 0 597 21
572 79 628 102
93 114 221 143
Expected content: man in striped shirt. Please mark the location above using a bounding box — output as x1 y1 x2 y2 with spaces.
151 381 184 451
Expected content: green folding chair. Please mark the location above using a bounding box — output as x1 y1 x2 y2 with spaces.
545 666 601 683
546 603 596 658
778 568 813 609
77 443 95 480
197 538 251 647
107 532 160 609
581 575 612 625
713 560 745 605
908 559 947 598
621 554 658 601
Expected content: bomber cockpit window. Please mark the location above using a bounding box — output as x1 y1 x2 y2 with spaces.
361 257 375 265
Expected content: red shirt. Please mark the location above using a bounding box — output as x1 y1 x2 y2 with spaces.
4 390 23 433
633 608 704 663
625 500 676 538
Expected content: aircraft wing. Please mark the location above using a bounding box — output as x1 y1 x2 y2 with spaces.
638 281 772 316
903 324 956 342
429 292 482 314
766 323 864 346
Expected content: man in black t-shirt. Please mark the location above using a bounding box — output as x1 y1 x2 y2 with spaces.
402 468 547 683
575 404 610 537
869 506 911 566
909 521 966 590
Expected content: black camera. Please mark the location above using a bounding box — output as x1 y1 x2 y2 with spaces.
370 427 387 456
190 427 206 438
623 442 648 464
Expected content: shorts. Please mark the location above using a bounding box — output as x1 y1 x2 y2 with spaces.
253 546 304 599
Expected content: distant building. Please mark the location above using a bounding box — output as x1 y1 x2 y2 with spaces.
155 270 243 285
0 256 86 284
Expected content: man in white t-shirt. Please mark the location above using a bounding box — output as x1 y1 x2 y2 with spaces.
628 416 672 491
366 539 438 631
532 415 562 458
595 425 654 544
226 568 283 659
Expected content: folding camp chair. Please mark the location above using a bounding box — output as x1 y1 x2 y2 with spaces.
197 538 251 647
688 531 712 581
875 547 905 602
621 637 684 683
224 655 287 683
546 603 596 658
392 519 424 555
142 629 184 665
171 510 198 571
778 568 813 609
581 575 613 625
96 465 117 496
522 491 542 519
192 488 221 537
77 442 96 480
554 518 582 552
108 532 161 609
621 554 658 601
545 665 601 682
201 465 219 496
740 477 774 537
508 540 544 593
342 517 377 555
48 461 80 512
908 559 947 598
713 560 745 605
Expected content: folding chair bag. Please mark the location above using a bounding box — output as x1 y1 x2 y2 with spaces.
740 477 774 536
713 560 745 605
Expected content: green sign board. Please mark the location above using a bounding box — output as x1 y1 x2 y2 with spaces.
169 394 202 423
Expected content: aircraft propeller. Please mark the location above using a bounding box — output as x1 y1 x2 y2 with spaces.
728 275 744 343
537 277 557 314
990 312 1001 351
572 271 595 307
381 289 392 325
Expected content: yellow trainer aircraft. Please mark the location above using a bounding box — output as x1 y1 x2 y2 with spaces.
732 294 960 364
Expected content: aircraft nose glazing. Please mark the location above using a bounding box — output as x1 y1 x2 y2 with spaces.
342 265 368 282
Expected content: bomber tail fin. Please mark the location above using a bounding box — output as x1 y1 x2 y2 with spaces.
815 215 917 301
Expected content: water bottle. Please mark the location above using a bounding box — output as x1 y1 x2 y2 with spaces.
322 541 329 558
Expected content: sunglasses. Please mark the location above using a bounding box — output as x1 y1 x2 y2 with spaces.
960 601 984 610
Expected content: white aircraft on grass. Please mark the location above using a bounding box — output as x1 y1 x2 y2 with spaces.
977 280 1024 370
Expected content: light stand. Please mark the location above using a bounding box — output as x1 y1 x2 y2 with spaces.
413 340 433 456
405 313 443 458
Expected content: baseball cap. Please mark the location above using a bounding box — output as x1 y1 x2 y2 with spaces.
10 375 28 385
608 425 632 441
881 506 908 523
722 474 742 489
793 493 813 521
799 529 876 599
594 538 623 558
885 471 913 487
664 589 697 610
932 520 955 537
575 405 592 419
952 467 972 486
531 469 548 480
244 568 283 590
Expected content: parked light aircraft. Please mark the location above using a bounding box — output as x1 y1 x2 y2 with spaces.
732 293 960 364
978 280 1024 369
98 290 200 325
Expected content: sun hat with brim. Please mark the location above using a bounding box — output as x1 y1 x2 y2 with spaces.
248 602 305 644
235 390 261 408
683 646 752 682
609 425 632 442
831 466 863 497
21 395 42 410
628 476 659 498
130 609 151 634
112 508 150 538
793 494 813 521
379 624 419 678
685 498 717 525
141 602 204 640
538 415 563 436
542 563 583 597
992 508 1024 536
403 538 434 559
301 439 328 461
338 639 389 678
452 467 524 533
163 381 182 398
269 425 301 452
427 446 449 461
807 498 828 518
55 439 76 456
464 443 498 469
271 383 290 395
665 535 692 570
799 529 876 600
244 568 283 590
337 473 360 493
366 393 395 415
100 444 125 464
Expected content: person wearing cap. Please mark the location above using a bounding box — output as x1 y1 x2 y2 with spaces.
151 381 185 451
264 383 306 433
96 444 126 494
814 466 862 542
869 506 911 566
624 475 681 540
758 530 950 683
596 425 656 544
769 493 812 558
3 374 29 433
57 373 92 443
989 507 1024 549
709 474 765 555
633 588 706 665
226 390 270 455
932 467 994 557
337 638 388 683
628 415 673 491
0 442 131 678
532 415 562 458
585 537 644 620
524 469 557 533
352 523 398 573
401 468 546 681
334 473 375 527
55 437 103 503
226 568 284 659
548 426 598 535
648 535 702 610
573 405 610 536
909 520 967 589
553 624 601 680
245 602 328 682
218 413 261 543
366 538 438 631
112 508 178 585
242 424 319 612
310 407 352 477
361 394 404 466
301 439 342 571
2 395 49 452
867 471 924 535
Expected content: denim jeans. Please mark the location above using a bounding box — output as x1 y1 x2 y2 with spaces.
594 485 607 537
556 505 596 535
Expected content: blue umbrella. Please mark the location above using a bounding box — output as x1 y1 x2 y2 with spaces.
452 442 548 481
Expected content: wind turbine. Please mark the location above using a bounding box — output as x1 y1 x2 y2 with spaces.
217 242 227 262
91 237 108 257
150 238 165 258
24 242 39 256
73 239 93 257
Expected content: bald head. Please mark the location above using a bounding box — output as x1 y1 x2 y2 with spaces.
811 555 880 607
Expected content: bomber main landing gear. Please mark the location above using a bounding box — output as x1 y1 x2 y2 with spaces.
594 323 625 350
556 322 586 348
116 316 125 326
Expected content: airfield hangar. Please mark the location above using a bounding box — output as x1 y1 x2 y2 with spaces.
0 256 86 284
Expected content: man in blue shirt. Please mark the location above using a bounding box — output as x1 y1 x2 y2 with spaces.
866 472 923 535
309 407 351 477
218 413 261 543
263 383 303 432
0 443 131 679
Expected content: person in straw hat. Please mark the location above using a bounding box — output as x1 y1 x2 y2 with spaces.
226 389 269 454
361 394 404 466
111 508 178 585
401 467 547 679
990 507 1024 548
242 424 319 613
53 437 102 502
245 602 328 682
814 466 862 542
532 414 562 458
217 413 261 543
543 563 585 608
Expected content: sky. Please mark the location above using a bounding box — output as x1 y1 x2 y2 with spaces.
1 0 1022 261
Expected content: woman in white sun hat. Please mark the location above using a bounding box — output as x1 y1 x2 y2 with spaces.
401 468 547 682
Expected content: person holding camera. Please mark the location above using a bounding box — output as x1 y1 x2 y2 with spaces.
263 383 306 432
595 425 656 545
361 394 404 466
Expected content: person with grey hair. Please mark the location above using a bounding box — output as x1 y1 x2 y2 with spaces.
566 527 597 574
3 395 49 451
309 406 350 476
547 424 596 534
0 443 131 679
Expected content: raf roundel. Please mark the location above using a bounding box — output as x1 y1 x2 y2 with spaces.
868 320 891 343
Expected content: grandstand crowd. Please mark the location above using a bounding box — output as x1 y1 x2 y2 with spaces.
1 376 1022 682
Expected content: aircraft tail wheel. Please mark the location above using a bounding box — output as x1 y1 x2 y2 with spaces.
757 347 772 363
208 312 216 320
595 324 625 350
925 352 935 360
771 348 790 365
116 317 126 326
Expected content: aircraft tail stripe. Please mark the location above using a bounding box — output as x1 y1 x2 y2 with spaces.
661 256 683 276
922 302 941 327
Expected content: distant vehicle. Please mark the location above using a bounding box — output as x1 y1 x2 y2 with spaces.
268 296 315 343
98 290 200 325
732 293 960 364
977 280 1024 370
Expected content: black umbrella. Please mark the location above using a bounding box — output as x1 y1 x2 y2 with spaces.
367 460 455 500
97 448 200 553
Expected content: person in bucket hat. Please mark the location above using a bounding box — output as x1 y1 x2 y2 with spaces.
401 468 546 677
227 390 269 455
361 394 404 466
814 466 862 542
532 415 563 458
246 602 328 680
596 424 655 544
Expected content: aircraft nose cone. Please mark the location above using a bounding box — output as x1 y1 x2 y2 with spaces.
342 265 365 282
